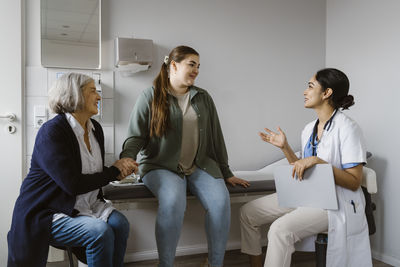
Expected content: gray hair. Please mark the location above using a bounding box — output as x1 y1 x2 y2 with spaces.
48 73 93 114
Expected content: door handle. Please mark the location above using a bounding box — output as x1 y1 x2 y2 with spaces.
0 113 16 122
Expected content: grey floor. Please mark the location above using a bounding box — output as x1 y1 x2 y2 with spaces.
47 249 393 267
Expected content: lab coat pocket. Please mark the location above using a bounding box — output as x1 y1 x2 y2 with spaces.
345 200 367 236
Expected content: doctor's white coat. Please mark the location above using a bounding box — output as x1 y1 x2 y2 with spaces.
301 111 372 267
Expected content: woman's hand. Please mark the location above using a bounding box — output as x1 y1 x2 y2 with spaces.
259 127 287 149
226 176 250 188
291 157 318 180
113 158 139 180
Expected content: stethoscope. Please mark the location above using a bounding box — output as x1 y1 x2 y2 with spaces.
310 109 338 156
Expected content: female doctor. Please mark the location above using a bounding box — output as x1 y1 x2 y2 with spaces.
240 68 372 267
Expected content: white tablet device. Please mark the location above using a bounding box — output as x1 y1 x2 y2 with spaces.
273 164 338 210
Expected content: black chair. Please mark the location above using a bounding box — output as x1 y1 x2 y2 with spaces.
66 247 75 267
64 246 87 267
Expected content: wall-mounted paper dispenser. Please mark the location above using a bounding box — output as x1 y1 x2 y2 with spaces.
115 37 153 76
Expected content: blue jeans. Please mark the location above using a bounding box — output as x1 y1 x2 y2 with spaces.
143 168 231 267
49 210 130 267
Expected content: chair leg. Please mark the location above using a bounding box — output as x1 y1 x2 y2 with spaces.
315 233 328 267
66 247 75 267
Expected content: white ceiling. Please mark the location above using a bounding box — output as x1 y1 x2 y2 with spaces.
41 0 99 45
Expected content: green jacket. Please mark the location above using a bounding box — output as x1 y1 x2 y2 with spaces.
120 86 234 179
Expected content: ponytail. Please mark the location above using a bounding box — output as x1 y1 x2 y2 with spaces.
150 62 170 137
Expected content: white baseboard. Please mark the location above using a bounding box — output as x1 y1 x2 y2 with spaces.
372 250 400 267
124 241 242 262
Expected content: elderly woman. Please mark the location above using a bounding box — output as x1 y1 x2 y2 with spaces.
7 73 137 267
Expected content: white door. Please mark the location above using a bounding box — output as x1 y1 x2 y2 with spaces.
0 0 24 264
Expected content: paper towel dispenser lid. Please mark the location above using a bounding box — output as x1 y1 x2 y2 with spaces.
115 37 153 67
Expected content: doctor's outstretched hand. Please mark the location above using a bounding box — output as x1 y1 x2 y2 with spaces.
259 127 287 149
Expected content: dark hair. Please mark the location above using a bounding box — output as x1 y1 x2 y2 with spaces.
150 46 199 137
315 68 354 110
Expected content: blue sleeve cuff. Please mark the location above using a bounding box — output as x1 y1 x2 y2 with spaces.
342 162 361 169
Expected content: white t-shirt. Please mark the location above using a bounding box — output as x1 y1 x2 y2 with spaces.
52 113 114 222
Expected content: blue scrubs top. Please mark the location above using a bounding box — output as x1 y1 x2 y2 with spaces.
304 133 360 169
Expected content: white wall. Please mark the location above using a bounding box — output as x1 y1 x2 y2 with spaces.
326 0 400 265
25 0 326 262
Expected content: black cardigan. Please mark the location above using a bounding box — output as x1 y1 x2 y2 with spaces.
7 113 120 267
